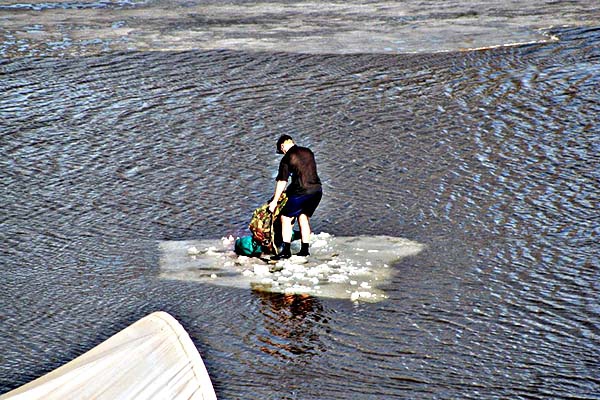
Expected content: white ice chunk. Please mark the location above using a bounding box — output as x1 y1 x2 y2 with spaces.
235 256 249 265
287 264 306 273
312 239 328 248
253 264 270 275
292 272 306 280
187 246 201 256
289 255 308 264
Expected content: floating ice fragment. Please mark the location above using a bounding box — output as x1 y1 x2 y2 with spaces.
312 239 328 248
187 246 200 256
287 264 306 273
315 232 331 239
253 265 270 275
160 233 426 303
235 256 249 264
221 236 235 246
289 255 308 264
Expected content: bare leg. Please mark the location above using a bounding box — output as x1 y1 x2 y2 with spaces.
298 214 311 243
281 215 294 243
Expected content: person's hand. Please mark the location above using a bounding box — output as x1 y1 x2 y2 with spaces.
268 200 277 213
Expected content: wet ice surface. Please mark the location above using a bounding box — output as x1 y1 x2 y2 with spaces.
159 233 424 302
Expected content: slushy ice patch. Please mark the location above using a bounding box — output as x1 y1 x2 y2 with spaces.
159 233 424 302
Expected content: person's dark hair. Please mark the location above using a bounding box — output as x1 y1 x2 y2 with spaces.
276 134 293 154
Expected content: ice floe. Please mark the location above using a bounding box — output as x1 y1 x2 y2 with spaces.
159 232 424 302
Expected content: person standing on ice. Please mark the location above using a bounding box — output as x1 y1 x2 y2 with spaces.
268 135 322 260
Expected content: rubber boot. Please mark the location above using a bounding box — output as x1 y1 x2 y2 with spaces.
271 242 291 260
296 242 310 257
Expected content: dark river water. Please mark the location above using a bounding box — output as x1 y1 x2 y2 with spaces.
1 1 600 398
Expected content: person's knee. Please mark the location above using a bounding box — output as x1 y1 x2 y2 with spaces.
298 215 311 232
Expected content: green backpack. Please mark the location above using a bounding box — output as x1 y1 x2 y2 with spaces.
234 236 263 257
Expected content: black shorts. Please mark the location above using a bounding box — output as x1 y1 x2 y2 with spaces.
281 190 322 218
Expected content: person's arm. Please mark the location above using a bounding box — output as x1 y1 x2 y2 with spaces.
268 180 287 213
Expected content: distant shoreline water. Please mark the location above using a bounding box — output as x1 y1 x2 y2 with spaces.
1 0 599 57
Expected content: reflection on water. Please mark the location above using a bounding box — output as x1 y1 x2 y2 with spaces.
253 291 326 359
1 16 599 400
